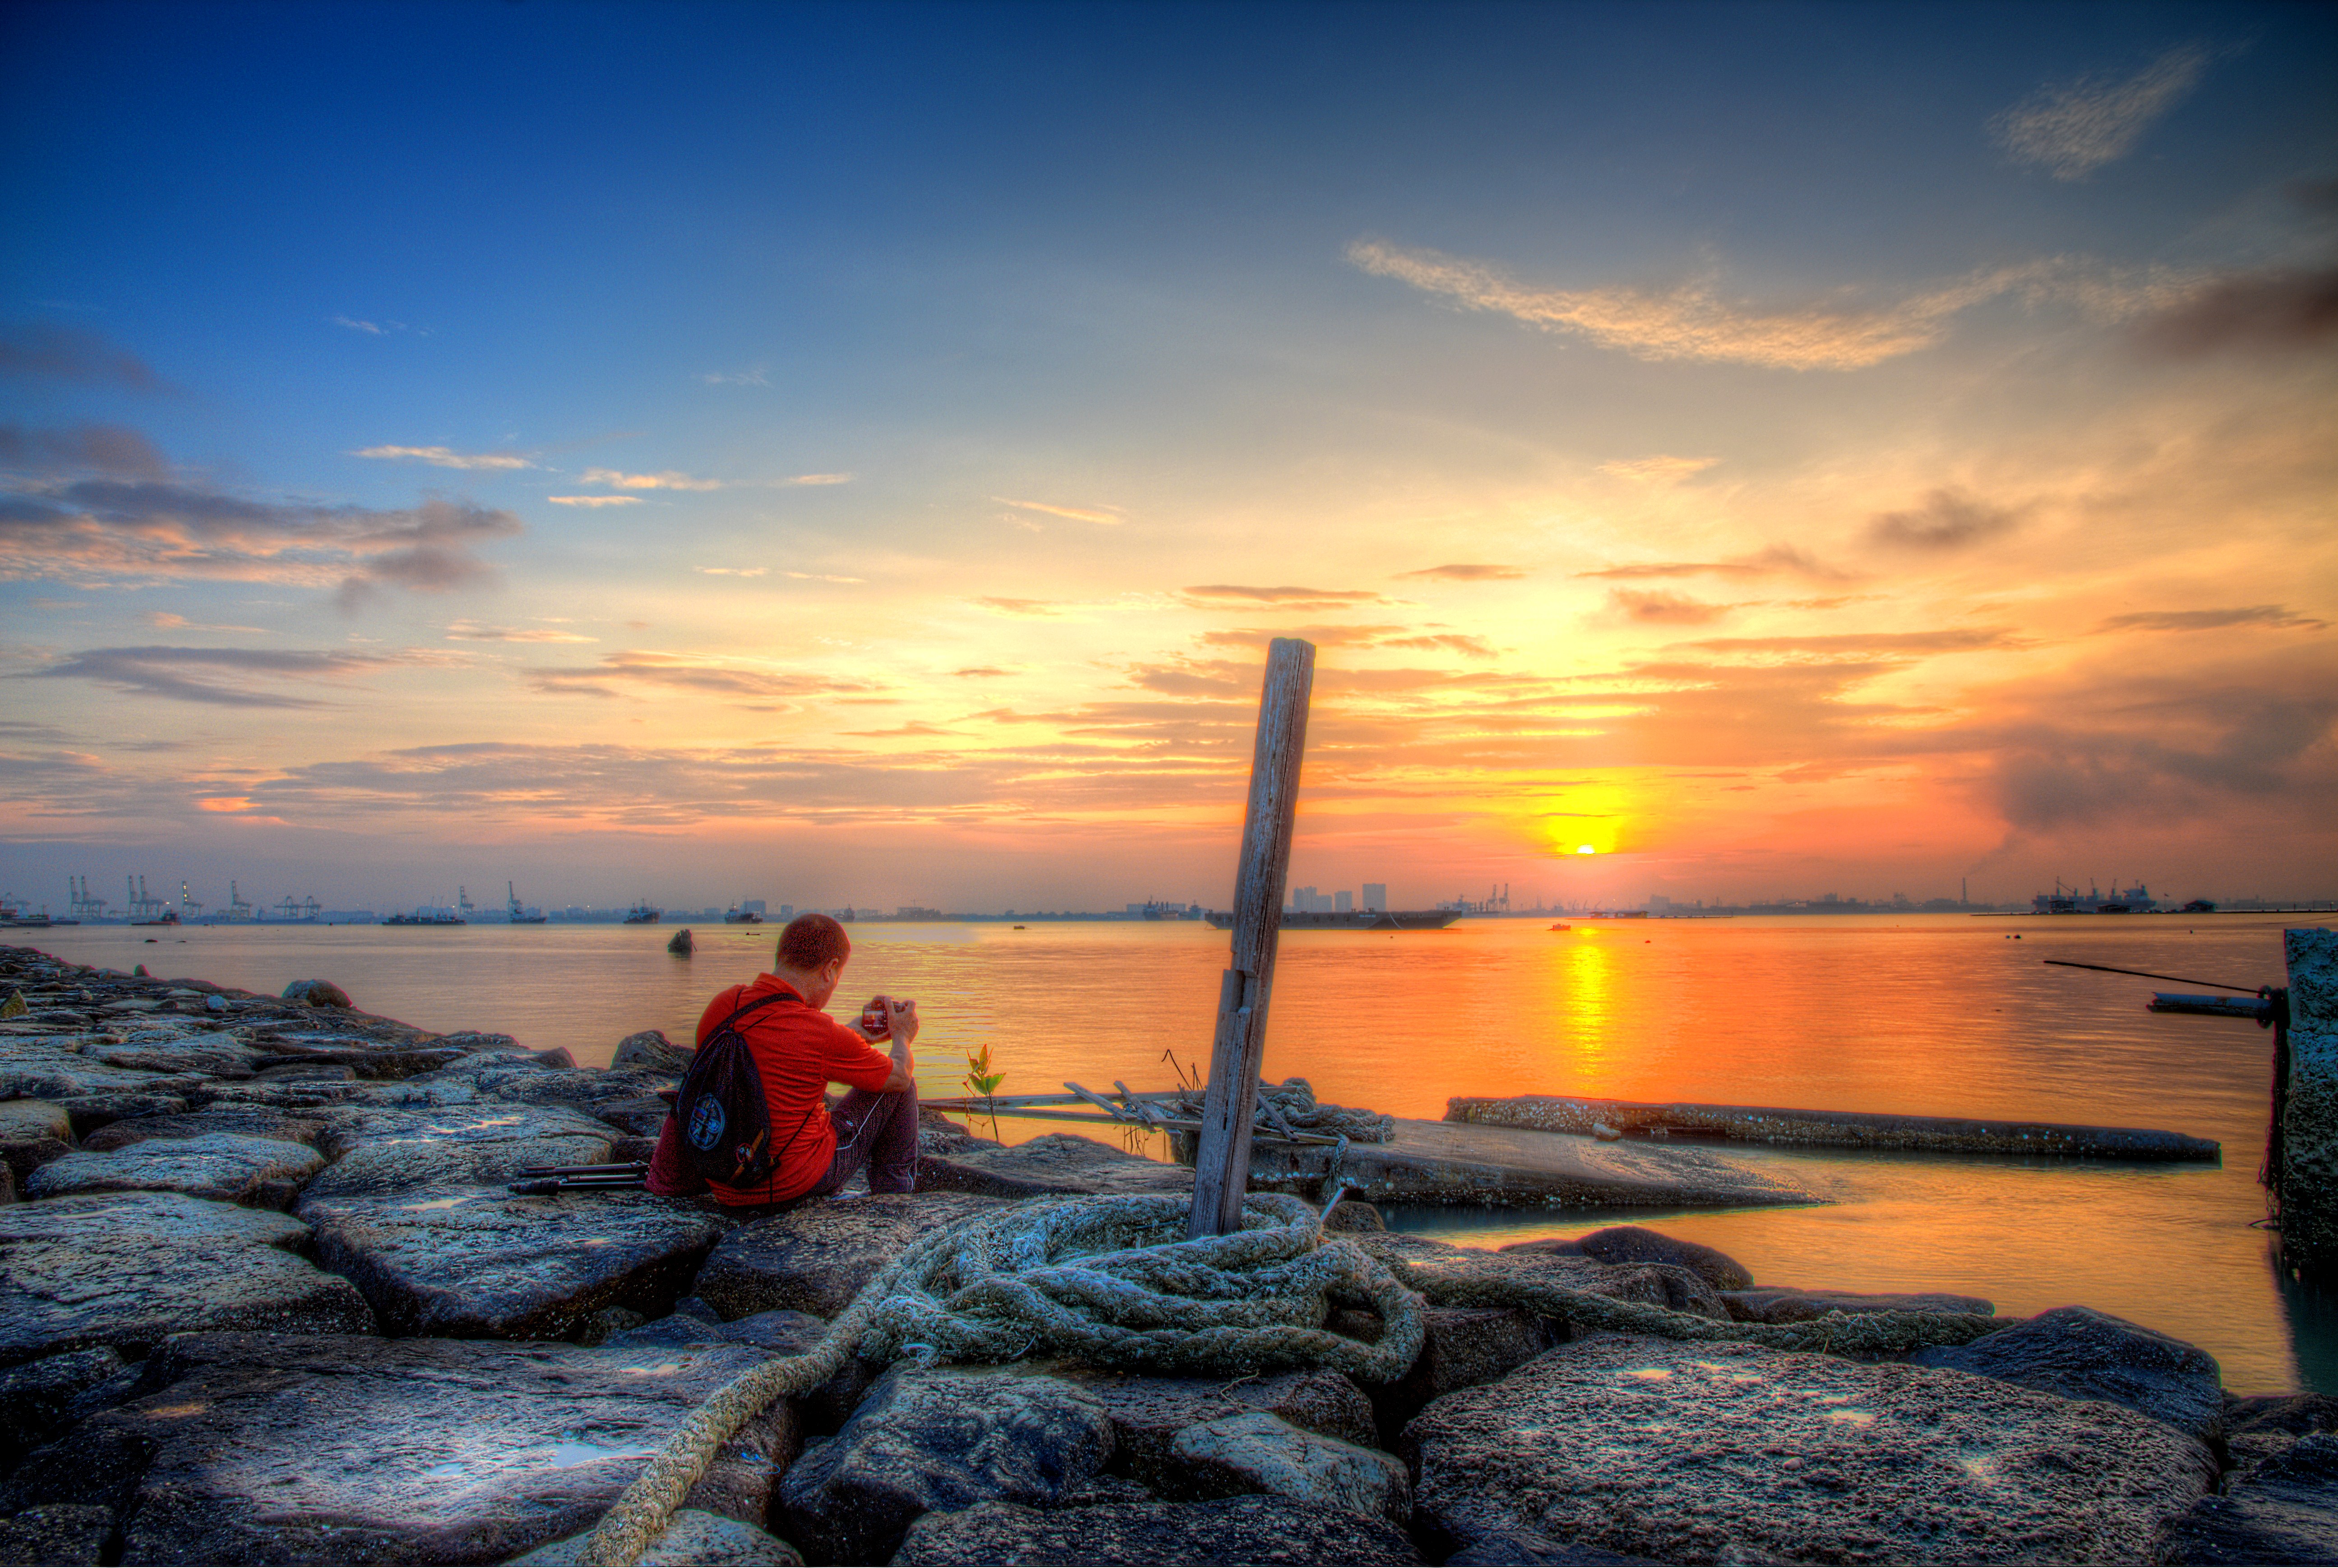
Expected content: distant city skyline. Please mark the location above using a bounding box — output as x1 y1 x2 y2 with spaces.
3 3 2333 909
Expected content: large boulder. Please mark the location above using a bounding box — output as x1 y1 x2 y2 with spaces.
693 1192 1008 1320
1331 1303 1557 1444
80 1105 332 1152
0 1191 374 1365
2161 1430 2338 1564
1909 1304 2225 1445
1168 1410 1410 1524
1404 1335 2215 1565
299 1185 728 1339
27 1132 324 1208
892 1495 1423 1565
776 1366 1116 1563
278 979 351 1009
0 1098 73 1186
1058 1365 1377 1498
303 1103 619 1196
1504 1225 1756 1291
0 1332 792 1563
516 1508 803 1566
613 1029 693 1074
1728 1286 1996 1324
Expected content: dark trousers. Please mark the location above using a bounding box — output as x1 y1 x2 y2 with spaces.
645 1083 919 1205
807 1083 920 1196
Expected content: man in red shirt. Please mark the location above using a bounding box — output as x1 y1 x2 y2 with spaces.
646 912 921 1207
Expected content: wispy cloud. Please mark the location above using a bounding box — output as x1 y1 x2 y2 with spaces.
782 473 854 486
332 316 387 335
973 596 1067 618
0 323 166 391
1579 545 1850 582
1348 240 2188 371
1395 563 1528 581
584 467 723 492
143 610 269 635
698 566 769 577
355 444 533 471
444 621 596 643
1991 45 2212 180
0 423 168 479
1611 590 1735 625
526 650 878 702
2098 605 2327 633
23 645 399 707
1179 584 1390 608
1673 628 2022 657
546 494 642 507
1867 489 2028 552
785 571 864 583
0 477 521 608
700 368 769 386
995 496 1123 525
1598 455 1720 482
953 665 1015 678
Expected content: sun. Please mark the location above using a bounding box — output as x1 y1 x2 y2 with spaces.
1576 845 1596 856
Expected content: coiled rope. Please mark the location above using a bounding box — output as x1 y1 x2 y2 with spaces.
579 1191 2002 1566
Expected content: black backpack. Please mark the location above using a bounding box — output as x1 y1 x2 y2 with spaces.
673 990 814 1187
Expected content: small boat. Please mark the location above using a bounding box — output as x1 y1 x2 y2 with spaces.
1549 922 1571 931
623 901 662 925
130 910 180 927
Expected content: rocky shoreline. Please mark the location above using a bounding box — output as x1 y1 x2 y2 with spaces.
1 943 2332 1565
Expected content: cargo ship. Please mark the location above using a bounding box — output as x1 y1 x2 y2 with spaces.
1204 909 1460 931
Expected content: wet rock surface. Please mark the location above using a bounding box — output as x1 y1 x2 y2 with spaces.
1405 1335 2215 1565
0 1098 73 1186
891 1494 1424 1565
0 1332 794 1564
918 1130 1197 1199
300 1184 729 1339
1354 1304 1557 1443
1168 1410 1410 1523
0 1190 374 1364
694 1191 1008 1319
777 1365 1116 1563
78 1103 331 1151
26 1130 324 1208
1909 1303 2225 1444
0 1347 137 1467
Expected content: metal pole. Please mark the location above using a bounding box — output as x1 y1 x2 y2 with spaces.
1188 637 1314 1238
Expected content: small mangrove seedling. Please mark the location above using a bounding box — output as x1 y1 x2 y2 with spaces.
963 1042 1006 1140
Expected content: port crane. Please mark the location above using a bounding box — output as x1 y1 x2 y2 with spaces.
67 877 107 921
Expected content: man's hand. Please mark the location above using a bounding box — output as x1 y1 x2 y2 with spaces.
854 994 892 1043
879 997 917 1093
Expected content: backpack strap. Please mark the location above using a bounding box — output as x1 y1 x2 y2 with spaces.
708 987 800 1040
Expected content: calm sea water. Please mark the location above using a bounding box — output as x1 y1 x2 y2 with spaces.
28 912 2330 1393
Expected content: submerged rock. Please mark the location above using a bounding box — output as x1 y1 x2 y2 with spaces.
1404 1336 2215 1565
892 1494 1423 1566
777 1365 1116 1563
299 1185 727 1339
1909 1304 2224 1445
694 1191 1008 1320
0 1332 792 1563
0 1191 374 1365
27 1132 324 1208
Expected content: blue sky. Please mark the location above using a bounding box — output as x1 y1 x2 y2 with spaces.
4 1 2333 913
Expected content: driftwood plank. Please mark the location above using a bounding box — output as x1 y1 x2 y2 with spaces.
1190 637 1315 1238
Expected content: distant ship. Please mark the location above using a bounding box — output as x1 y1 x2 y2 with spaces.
623 901 662 925
723 906 763 924
383 910 466 927
1205 909 1460 931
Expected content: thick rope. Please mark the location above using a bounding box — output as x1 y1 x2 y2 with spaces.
579 1192 2001 1565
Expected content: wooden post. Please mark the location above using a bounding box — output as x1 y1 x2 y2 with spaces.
1189 636 1315 1238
